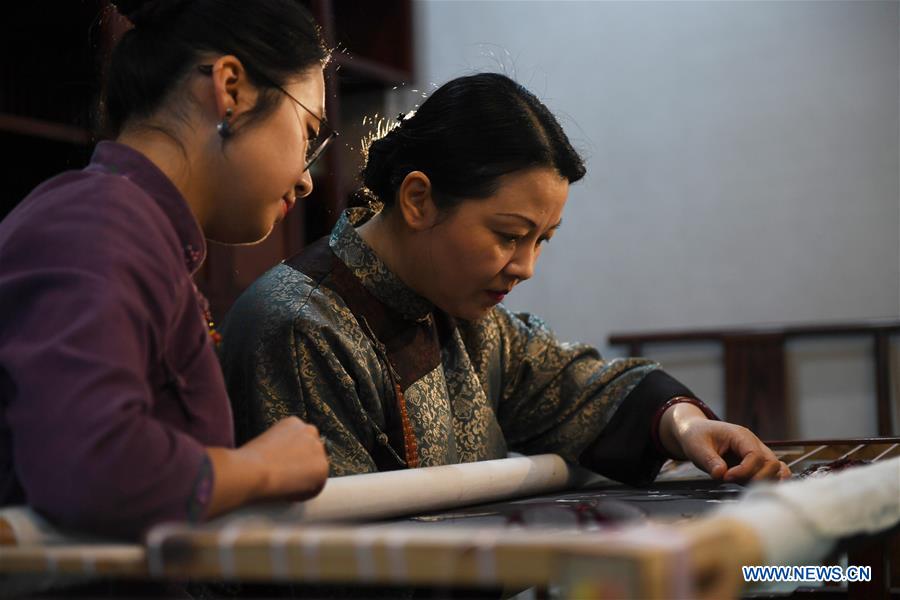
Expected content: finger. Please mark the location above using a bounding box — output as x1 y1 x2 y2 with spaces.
708 457 728 480
749 458 783 481
687 442 729 480
723 450 764 482
720 426 765 459
778 461 792 480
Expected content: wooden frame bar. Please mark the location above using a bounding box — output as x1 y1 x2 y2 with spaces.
609 320 900 438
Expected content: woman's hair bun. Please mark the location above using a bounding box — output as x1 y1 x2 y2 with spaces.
361 131 403 203
112 0 188 28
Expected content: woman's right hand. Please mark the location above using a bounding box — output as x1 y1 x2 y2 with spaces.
205 416 329 519
239 416 329 501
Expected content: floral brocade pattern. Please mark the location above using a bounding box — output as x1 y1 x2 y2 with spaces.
330 208 433 321
219 208 663 477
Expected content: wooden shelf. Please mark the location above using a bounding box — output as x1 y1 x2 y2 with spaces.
334 53 412 87
331 0 413 76
0 113 92 146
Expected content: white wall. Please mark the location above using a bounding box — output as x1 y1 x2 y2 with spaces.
409 0 900 436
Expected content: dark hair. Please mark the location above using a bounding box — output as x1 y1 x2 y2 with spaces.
360 73 586 210
102 0 328 138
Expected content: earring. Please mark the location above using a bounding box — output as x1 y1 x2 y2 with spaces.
217 108 234 138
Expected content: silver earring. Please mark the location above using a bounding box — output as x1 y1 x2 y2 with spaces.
217 108 233 138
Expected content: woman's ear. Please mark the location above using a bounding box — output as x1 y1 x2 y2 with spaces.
209 55 259 122
396 171 438 231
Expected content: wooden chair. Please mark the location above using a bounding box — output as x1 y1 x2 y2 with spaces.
609 319 900 439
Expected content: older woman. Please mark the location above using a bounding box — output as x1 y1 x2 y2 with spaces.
220 73 790 485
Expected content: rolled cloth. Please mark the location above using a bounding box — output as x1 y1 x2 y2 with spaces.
713 456 900 565
217 453 600 525
0 455 600 544
0 506 101 546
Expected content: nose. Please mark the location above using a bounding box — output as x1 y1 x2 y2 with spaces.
504 244 537 282
295 169 314 199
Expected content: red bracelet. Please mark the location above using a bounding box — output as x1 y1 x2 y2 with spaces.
650 396 719 458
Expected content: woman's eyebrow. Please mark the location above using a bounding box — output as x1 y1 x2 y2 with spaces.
496 213 562 230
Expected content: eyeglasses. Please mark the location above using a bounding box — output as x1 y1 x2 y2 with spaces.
198 64 338 172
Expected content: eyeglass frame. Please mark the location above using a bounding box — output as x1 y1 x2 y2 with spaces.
197 64 337 172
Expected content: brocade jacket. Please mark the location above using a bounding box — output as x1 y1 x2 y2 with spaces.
220 208 693 484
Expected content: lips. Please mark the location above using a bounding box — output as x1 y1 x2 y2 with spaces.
281 193 296 216
485 288 512 304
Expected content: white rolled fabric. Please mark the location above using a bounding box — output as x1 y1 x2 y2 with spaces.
713 456 900 565
1 455 597 545
219 454 593 525
0 506 102 546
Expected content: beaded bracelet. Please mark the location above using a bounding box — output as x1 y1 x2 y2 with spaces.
650 396 719 458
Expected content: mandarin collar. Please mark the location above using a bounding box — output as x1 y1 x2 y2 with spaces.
86 141 206 273
329 207 434 321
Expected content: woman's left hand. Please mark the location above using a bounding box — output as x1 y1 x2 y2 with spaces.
659 402 791 482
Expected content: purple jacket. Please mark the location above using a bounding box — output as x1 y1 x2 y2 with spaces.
0 142 234 538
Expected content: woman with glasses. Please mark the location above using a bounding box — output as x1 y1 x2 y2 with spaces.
0 0 334 539
220 73 790 485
